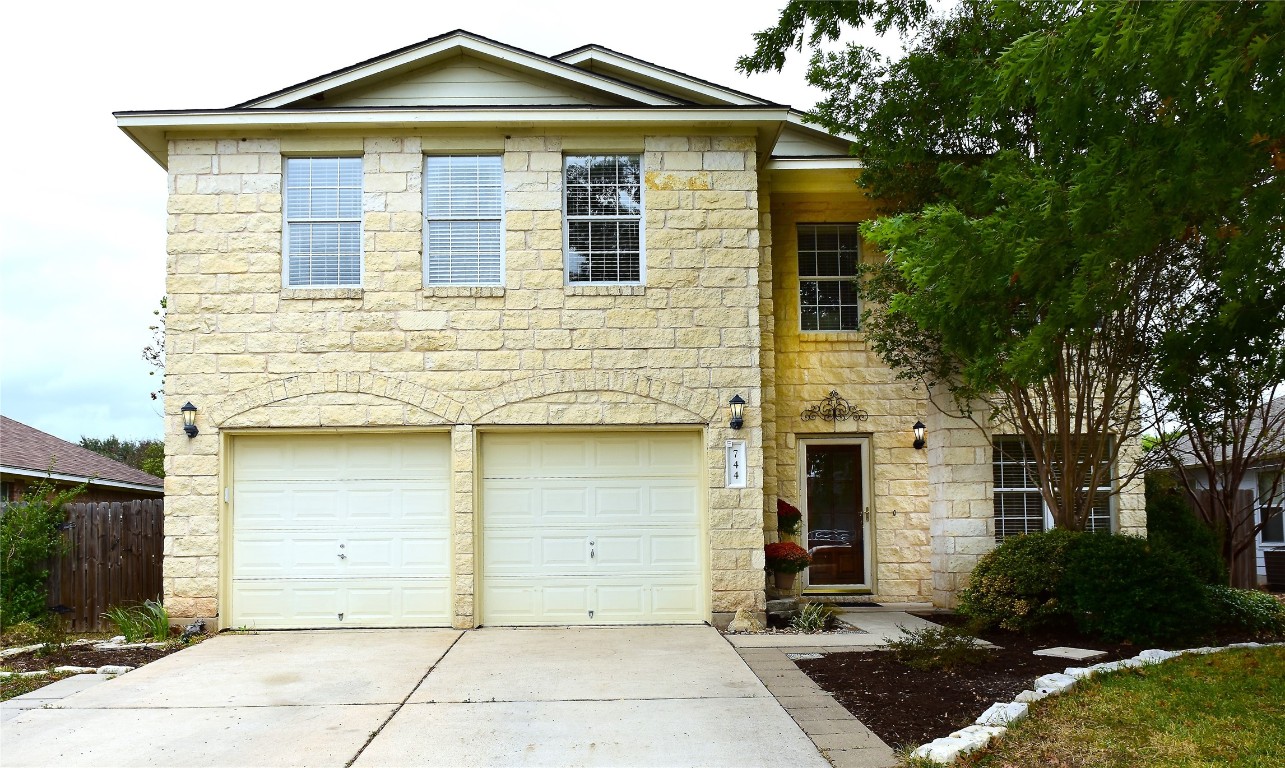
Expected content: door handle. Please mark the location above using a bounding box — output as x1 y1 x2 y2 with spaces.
338 553 347 560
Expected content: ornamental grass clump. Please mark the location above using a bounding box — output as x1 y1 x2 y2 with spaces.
765 541 811 574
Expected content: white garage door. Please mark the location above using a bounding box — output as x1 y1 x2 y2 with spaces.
230 433 451 629
481 432 705 625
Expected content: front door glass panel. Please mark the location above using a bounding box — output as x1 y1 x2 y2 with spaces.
805 444 865 586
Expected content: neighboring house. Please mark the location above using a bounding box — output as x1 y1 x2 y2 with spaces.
1166 402 1284 586
0 416 165 503
115 30 1144 630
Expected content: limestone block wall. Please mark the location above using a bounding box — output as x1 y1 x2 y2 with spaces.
766 191 931 602
162 132 767 628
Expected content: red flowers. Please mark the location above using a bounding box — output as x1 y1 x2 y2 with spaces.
765 541 811 574
777 499 802 536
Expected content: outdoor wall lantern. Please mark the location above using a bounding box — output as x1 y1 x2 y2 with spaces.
728 395 746 430
181 402 199 438
912 420 926 450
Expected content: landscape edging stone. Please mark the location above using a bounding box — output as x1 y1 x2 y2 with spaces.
909 641 1283 764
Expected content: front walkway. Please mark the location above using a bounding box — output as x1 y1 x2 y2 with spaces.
2 626 832 768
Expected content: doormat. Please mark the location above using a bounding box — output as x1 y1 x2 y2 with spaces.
841 602 882 607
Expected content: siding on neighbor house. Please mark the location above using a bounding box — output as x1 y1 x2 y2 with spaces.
162 132 767 628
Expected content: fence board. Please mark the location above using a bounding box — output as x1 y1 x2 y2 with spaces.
45 500 165 632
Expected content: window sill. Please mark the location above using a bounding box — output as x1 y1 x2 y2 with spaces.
281 288 363 299
565 285 646 296
423 286 506 298
797 331 866 343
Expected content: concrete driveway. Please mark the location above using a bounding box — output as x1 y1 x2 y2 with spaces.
1 626 829 768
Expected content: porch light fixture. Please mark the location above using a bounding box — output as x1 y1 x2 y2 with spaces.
728 395 746 430
912 420 926 450
181 402 199 438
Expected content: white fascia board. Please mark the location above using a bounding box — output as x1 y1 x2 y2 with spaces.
557 48 766 107
1 465 163 493
116 107 791 168
243 36 682 109
785 111 860 145
767 157 864 170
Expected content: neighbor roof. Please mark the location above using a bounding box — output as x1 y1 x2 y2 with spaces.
0 416 164 492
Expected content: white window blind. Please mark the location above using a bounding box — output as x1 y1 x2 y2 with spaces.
564 155 642 283
285 157 362 287
424 156 503 285
992 437 1113 541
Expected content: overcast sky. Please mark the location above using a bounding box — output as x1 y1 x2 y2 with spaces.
0 0 890 444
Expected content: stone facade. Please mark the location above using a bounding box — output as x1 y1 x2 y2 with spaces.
163 132 766 627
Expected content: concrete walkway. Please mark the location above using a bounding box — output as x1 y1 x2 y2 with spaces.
2 626 831 768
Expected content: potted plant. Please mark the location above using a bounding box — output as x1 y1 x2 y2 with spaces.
777 499 802 537
765 541 811 591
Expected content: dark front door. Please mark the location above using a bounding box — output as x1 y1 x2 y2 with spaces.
804 443 866 587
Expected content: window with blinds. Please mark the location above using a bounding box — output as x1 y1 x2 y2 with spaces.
284 157 362 287
992 436 1113 541
564 155 642 283
424 156 503 285
798 223 861 331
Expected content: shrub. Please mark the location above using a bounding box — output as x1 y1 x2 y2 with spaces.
0 479 83 628
1146 473 1225 585
1059 533 1211 644
1206 585 1285 638
886 624 990 671
765 541 811 573
790 602 836 632
958 528 1082 632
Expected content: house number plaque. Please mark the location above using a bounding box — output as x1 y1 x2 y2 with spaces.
725 440 747 489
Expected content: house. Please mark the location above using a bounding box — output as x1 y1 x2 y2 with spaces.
0 416 165 503
115 30 1145 630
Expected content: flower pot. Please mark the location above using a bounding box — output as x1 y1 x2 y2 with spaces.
773 571 797 591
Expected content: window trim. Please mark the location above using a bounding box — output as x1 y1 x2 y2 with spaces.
992 435 1115 541
422 154 505 288
797 222 862 334
282 155 364 289
562 154 646 286
1259 470 1284 544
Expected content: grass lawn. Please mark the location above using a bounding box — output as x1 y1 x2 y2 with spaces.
947 647 1285 768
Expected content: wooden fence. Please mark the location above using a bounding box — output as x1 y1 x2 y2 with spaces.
47 500 165 631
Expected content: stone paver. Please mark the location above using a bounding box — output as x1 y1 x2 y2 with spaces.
1033 646 1107 660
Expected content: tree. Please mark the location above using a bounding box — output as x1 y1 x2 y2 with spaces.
741 1 1284 556
143 296 166 402
0 477 85 627
79 436 165 478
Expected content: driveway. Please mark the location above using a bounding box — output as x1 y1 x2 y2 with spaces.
1 626 830 768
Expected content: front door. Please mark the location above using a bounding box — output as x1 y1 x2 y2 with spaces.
801 441 871 590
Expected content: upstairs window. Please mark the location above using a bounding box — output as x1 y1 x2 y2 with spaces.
564 155 642 283
798 223 861 332
284 157 362 287
992 436 1112 541
424 155 503 285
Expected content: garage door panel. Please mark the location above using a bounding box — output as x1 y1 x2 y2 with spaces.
482 434 702 480
231 433 451 628
482 577 702 625
483 480 699 528
484 581 593 624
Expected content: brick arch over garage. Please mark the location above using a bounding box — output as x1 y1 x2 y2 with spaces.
464 371 721 424
209 372 465 428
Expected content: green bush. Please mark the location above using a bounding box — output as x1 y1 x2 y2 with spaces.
886 623 991 671
1206 585 1285 638
0 479 83 628
103 598 171 643
789 601 837 633
1059 533 1212 644
1146 473 1225 585
958 528 1082 632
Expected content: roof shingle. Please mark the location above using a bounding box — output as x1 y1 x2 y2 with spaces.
0 416 164 489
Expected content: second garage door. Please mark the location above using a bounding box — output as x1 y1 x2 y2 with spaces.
481 432 705 625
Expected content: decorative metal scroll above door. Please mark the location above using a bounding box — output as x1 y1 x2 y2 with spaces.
800 390 869 422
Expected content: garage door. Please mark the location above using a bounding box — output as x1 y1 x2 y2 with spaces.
230 433 451 629
481 432 705 625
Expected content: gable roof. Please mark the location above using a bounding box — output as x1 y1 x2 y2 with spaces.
555 44 775 107
0 416 164 492
237 30 689 109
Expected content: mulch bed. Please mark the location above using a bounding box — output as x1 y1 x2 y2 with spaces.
795 612 1283 750
3 643 182 672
